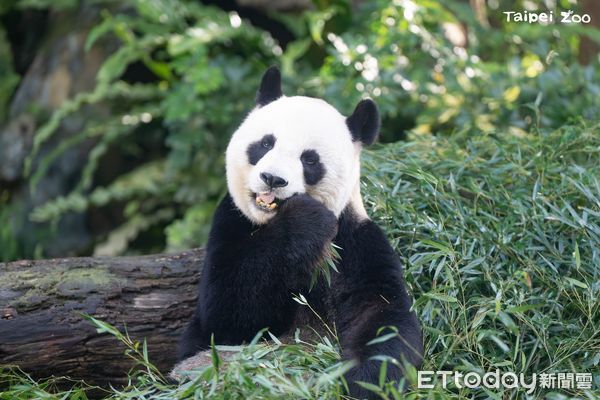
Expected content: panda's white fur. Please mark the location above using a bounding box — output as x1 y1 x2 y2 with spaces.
226 95 367 224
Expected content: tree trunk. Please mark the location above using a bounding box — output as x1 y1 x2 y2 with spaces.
579 0 600 64
0 249 203 386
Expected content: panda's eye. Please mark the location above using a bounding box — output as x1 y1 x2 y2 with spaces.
301 151 319 166
261 138 273 149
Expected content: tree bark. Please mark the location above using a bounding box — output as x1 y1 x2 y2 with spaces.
0 249 203 386
579 0 600 64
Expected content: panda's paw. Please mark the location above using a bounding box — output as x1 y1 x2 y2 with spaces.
279 194 337 238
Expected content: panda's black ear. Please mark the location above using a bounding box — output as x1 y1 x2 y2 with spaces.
346 99 380 146
256 66 282 106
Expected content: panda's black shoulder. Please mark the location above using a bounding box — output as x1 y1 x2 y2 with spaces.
213 193 251 224
207 193 255 245
335 206 392 251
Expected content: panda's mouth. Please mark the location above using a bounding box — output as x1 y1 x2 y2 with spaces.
253 191 284 212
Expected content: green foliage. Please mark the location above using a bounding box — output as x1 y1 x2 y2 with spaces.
0 25 19 124
1 316 353 399
1 123 598 398
0 193 20 262
11 0 597 258
362 122 600 398
312 0 600 138
0 368 92 399
23 0 280 254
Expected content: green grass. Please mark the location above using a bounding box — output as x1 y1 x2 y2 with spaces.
1 123 599 399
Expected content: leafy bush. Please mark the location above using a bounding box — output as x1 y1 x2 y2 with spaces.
2 122 598 398
21 0 280 254
362 122 599 398
315 0 600 138
9 0 596 258
0 25 19 124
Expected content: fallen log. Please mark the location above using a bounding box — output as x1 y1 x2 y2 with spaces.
0 249 203 386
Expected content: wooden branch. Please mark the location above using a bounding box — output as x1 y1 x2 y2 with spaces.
0 249 203 386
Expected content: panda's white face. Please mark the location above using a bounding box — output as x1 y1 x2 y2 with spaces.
226 96 361 225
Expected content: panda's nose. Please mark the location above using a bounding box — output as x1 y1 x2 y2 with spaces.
260 172 288 188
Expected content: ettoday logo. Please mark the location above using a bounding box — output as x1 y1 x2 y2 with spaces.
417 370 593 393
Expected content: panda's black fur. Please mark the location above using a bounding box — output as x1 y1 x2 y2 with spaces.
179 67 423 399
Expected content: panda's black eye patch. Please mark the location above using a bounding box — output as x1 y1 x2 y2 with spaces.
301 149 325 185
247 134 275 165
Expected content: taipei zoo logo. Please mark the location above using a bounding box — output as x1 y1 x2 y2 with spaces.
503 9 592 24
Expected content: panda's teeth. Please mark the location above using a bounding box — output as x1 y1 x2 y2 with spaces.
254 195 278 211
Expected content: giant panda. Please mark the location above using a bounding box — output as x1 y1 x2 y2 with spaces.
177 66 423 399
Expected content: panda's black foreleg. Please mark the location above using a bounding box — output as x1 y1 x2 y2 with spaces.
332 218 423 399
179 193 337 360
338 304 422 399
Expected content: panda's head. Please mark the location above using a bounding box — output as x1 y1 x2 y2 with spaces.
226 66 380 225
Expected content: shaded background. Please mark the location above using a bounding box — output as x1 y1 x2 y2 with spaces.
0 0 599 262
